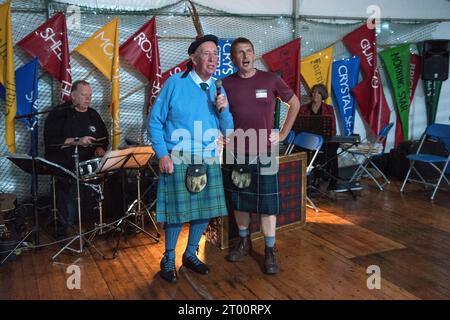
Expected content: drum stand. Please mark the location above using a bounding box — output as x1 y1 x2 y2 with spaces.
51 144 105 261
112 169 160 258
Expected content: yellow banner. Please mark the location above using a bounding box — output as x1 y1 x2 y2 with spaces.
110 19 120 150
0 1 16 153
301 46 333 105
75 18 120 149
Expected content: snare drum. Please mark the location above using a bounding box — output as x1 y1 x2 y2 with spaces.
0 193 16 225
78 158 102 182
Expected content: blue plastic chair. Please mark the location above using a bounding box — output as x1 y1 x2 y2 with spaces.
347 122 394 190
291 132 324 213
400 123 450 200
282 130 296 155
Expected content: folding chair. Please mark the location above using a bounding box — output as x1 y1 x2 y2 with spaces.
282 130 296 155
347 123 394 190
400 123 450 200
290 132 324 213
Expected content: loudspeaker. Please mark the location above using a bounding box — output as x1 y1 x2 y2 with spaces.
422 40 449 81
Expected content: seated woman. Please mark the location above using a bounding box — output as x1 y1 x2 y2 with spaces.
298 84 358 192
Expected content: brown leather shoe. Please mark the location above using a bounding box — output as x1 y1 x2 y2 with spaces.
264 246 280 274
226 235 252 262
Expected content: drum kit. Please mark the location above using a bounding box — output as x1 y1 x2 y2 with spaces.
3 140 160 263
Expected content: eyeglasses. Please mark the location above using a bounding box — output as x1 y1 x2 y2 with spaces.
199 51 218 58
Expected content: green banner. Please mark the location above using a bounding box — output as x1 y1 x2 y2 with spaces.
380 44 411 139
424 80 442 125
417 42 443 126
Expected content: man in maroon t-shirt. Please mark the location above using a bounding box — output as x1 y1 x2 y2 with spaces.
222 37 300 274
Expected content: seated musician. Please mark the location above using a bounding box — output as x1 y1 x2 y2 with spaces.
299 83 357 192
44 80 108 238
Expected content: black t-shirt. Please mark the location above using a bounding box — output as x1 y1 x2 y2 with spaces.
44 102 109 171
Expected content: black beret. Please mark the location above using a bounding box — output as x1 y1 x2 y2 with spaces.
188 34 218 55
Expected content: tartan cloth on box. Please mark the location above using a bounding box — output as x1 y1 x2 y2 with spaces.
276 160 302 226
156 159 228 224
223 154 281 215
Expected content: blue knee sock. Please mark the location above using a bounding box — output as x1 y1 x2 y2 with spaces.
264 236 276 248
164 223 183 260
184 219 209 258
238 228 249 238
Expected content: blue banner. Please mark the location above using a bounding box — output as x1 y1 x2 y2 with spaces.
331 56 360 136
214 38 237 80
0 58 39 155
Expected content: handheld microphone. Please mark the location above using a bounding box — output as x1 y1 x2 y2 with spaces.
215 79 222 96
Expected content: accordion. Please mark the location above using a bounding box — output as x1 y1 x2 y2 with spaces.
274 98 290 131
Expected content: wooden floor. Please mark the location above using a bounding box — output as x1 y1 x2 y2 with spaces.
1 178 449 300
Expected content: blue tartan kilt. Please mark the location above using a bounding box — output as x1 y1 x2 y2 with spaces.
222 154 281 215
156 160 228 224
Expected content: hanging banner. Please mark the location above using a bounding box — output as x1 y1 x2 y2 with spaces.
410 53 422 103
262 38 301 98
17 12 72 101
214 38 237 80
380 44 411 140
75 18 121 149
343 21 390 136
342 22 376 78
147 58 191 112
424 80 442 126
16 59 39 156
300 46 333 104
0 0 16 153
331 56 360 136
417 42 442 126
120 17 160 82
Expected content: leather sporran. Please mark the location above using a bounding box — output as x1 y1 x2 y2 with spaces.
185 163 208 193
231 164 252 189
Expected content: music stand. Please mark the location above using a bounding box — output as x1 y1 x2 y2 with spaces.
102 146 160 258
2 155 76 264
51 144 105 261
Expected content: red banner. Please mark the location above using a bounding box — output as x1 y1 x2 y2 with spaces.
17 12 72 101
120 17 160 82
147 58 190 112
262 38 301 98
410 53 421 103
352 72 390 135
342 23 376 78
343 21 390 136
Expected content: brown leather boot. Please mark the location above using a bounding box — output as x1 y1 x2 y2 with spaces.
226 235 252 262
264 246 280 274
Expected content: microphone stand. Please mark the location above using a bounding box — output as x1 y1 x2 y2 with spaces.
12 104 73 245
2 109 52 263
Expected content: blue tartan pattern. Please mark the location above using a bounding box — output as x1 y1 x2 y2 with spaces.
156 161 228 224
223 155 281 215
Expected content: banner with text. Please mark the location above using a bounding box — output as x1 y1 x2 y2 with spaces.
331 56 360 136
214 38 237 80
301 46 333 105
343 21 390 136
17 12 72 102
262 38 301 98
0 0 16 153
380 44 411 140
75 18 121 149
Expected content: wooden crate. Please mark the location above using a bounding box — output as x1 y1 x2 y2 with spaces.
206 152 307 249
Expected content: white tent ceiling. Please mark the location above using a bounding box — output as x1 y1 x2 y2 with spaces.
57 0 450 20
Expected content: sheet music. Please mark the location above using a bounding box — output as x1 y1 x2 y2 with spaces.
97 146 155 173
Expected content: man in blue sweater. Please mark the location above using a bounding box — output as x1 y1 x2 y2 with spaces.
148 34 233 283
